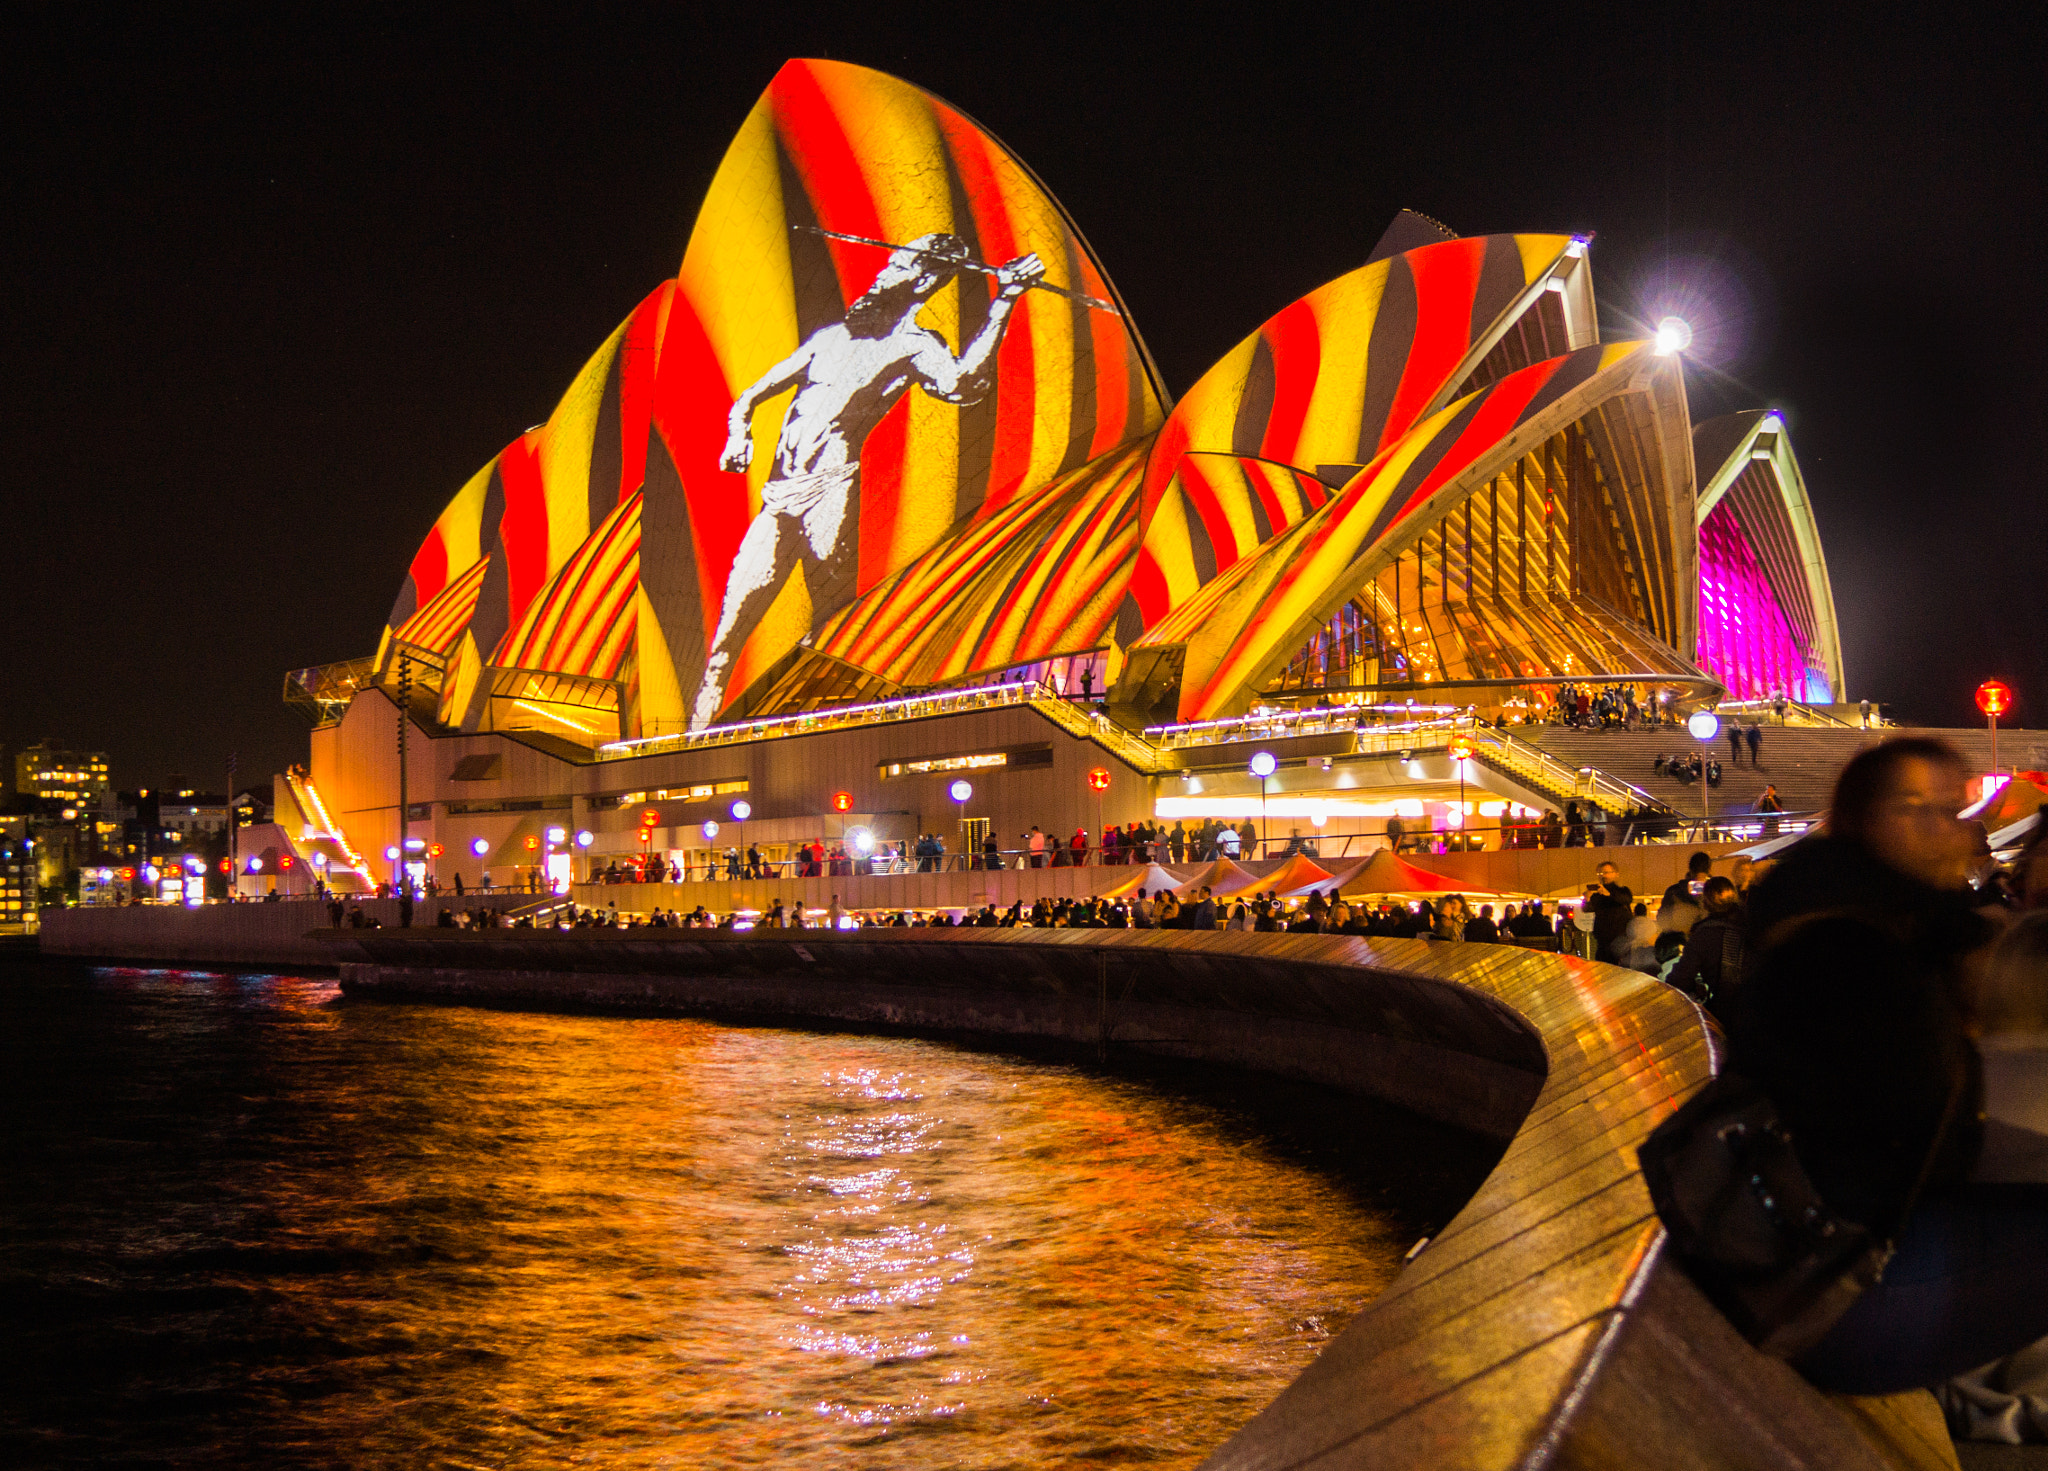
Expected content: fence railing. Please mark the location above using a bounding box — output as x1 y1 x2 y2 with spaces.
575 810 1798 887
1467 725 1671 816
1712 698 1862 731
1027 694 1173 771
1143 704 1461 751
595 681 1046 761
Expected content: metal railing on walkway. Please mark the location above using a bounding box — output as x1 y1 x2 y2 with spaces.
596 681 1045 761
1466 724 1671 817
1143 703 1462 751
1027 694 1172 771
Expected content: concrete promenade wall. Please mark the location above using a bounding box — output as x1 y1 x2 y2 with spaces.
37 893 536 967
324 928 1954 1470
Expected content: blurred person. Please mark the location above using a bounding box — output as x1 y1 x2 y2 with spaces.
1464 903 1500 944
2017 820 2048 911
1940 909 2048 1445
1666 877 1746 1017
1584 861 1634 962
1432 894 1470 942
1971 910 2048 1182
1621 901 1661 973
1732 738 2045 1393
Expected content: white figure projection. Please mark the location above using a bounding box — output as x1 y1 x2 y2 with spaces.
692 233 1046 729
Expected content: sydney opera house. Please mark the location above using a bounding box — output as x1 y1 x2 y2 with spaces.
274 59 1845 894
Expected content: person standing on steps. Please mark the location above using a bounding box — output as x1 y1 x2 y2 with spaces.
1729 722 1745 767
1747 721 1764 767
1757 783 1786 839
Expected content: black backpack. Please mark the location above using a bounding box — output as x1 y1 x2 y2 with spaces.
1637 1070 1957 1359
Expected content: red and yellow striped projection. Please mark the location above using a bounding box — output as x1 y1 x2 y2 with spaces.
1132 342 1656 721
1127 233 1573 635
373 60 1676 738
383 59 1164 734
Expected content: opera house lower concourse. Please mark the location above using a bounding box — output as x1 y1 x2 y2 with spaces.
277 58 1857 899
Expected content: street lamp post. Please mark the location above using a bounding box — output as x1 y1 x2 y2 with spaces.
949 779 972 871
1687 709 1721 839
1447 736 1474 849
1249 751 1277 861
396 652 412 902
1977 680 2014 783
1086 767 1110 867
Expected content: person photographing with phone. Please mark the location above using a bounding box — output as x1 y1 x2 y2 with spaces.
1583 861 1634 963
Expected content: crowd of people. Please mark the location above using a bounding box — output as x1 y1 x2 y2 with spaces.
1542 682 1666 729
462 883 1611 945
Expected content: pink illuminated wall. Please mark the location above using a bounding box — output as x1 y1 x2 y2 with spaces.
1696 504 1827 702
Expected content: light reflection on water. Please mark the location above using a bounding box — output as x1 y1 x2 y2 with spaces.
0 961 1477 1467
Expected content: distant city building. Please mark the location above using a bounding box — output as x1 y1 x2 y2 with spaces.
156 790 232 839
14 742 111 806
0 817 32 927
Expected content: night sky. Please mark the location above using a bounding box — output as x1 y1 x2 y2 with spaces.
5 6 2042 789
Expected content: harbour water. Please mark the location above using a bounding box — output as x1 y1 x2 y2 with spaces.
0 958 1492 1467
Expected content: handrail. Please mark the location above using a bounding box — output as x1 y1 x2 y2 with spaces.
1713 697 1861 730
1467 724 1673 815
595 680 1048 761
1144 703 1461 750
1026 695 1171 772
282 770 372 876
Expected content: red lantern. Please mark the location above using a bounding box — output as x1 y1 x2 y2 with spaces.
641 809 660 828
831 790 854 813
1447 737 1474 763
1977 680 2014 718
218 857 232 874
428 843 444 858
524 835 540 851
1086 767 1111 793
279 855 294 871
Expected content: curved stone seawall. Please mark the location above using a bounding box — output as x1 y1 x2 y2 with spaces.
326 929 1956 1469
37 895 535 967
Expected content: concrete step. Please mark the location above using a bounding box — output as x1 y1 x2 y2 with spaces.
1514 726 2046 817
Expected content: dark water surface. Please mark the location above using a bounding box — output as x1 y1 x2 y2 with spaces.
0 957 1490 1467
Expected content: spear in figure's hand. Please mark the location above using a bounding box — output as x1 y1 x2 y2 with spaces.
794 224 1123 316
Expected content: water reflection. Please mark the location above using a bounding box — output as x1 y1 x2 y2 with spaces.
0 961 1475 1467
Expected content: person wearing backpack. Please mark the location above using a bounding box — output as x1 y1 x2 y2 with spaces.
1647 737 2046 1392
1665 876 1745 1016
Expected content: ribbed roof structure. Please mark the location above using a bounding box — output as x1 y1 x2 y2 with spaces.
359 59 1839 747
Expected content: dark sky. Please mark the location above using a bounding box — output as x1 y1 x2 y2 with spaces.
5 5 2042 788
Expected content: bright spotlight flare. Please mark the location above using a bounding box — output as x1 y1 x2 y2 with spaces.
1653 316 1694 356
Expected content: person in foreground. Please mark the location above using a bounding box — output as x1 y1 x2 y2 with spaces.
1726 737 2047 1393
